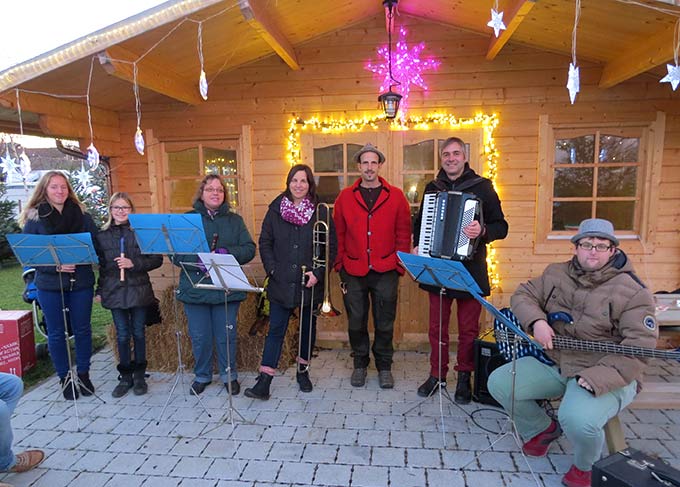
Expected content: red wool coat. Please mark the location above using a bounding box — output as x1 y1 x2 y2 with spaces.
333 177 412 277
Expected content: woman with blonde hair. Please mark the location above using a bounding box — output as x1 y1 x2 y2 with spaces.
95 192 163 397
19 171 98 400
174 174 255 396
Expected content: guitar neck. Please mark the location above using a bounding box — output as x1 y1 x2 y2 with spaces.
551 335 680 361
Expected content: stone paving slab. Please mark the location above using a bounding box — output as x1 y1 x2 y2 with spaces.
1 348 679 487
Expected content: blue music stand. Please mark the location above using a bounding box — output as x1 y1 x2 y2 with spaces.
128 214 209 255
7 232 102 430
126 213 211 423
397 252 535 346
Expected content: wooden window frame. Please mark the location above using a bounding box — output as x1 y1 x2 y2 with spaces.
535 113 664 255
156 125 255 234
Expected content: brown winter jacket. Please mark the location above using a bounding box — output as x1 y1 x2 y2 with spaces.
511 250 657 397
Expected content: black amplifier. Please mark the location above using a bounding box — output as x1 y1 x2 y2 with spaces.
472 329 507 408
593 448 680 487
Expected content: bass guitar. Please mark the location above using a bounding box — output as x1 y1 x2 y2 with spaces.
494 308 680 366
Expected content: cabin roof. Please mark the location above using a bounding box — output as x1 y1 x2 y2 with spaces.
0 0 678 120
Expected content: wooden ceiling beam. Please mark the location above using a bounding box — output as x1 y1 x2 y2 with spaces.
486 0 537 60
0 91 119 132
599 23 675 88
99 45 203 105
239 0 300 71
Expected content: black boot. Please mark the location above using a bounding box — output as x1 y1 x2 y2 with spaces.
61 376 79 400
77 372 95 396
454 371 472 404
417 376 445 397
244 372 273 400
112 364 134 398
132 361 148 396
296 370 313 393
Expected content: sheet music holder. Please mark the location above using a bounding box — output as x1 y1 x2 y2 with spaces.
7 232 104 431
397 251 544 486
128 214 210 255
126 213 211 424
182 253 262 428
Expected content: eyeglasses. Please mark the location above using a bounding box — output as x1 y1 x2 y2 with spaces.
203 187 225 193
111 206 132 211
578 242 612 252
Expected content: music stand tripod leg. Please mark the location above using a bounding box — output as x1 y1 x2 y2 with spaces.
156 263 212 425
457 335 543 487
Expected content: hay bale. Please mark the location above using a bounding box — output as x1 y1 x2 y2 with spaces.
108 287 299 373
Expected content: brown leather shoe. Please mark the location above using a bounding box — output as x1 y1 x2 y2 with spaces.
9 449 45 473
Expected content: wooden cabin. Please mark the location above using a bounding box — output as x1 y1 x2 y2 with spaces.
1 0 679 348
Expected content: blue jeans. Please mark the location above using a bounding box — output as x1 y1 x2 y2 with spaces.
37 288 94 378
262 301 316 369
0 373 23 471
183 301 240 383
488 357 637 470
111 307 147 366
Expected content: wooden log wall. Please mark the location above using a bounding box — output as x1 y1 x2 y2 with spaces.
109 16 680 347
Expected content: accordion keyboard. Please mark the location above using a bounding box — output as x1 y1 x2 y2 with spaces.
417 193 437 256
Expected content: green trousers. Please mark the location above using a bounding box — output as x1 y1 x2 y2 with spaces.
488 356 637 470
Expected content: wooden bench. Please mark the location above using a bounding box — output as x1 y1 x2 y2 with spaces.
604 382 680 453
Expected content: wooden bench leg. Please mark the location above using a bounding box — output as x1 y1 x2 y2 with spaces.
604 415 626 454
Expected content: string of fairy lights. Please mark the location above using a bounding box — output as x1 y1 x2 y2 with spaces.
286 112 502 290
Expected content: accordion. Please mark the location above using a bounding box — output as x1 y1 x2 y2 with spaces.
417 191 482 261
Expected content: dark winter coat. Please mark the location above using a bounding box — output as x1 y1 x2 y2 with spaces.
259 194 338 309
511 250 657 396
333 176 412 277
22 204 98 292
95 221 163 310
174 200 256 304
412 165 508 298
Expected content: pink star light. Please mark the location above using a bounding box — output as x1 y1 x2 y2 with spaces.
366 27 440 119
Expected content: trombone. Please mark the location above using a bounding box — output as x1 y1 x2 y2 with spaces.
298 203 341 373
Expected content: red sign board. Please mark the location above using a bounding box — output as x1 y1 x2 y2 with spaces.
0 310 36 376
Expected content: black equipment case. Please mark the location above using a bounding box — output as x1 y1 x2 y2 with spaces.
592 448 680 487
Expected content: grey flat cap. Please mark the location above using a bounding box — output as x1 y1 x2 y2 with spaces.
352 143 385 164
570 218 619 246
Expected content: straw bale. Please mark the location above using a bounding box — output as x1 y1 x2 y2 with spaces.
107 287 299 372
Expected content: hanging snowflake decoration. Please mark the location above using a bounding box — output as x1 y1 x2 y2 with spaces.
134 127 145 156
487 8 506 38
0 146 17 177
87 143 100 170
365 26 440 119
73 163 92 191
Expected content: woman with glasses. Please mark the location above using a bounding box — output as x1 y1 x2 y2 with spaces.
95 193 163 397
18 171 98 400
175 175 256 396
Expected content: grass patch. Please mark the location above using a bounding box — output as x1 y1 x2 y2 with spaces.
0 261 112 387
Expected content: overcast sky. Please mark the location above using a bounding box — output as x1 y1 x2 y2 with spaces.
0 0 166 71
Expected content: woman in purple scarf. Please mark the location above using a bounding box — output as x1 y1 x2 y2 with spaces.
245 164 337 399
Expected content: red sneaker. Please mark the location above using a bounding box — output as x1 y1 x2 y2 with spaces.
562 464 591 487
522 420 562 457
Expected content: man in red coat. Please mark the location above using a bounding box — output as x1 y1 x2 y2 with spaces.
333 143 411 389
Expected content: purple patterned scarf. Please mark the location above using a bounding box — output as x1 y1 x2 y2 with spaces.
280 196 314 226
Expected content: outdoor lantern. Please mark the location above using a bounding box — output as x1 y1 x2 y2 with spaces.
378 89 402 119
379 0 402 120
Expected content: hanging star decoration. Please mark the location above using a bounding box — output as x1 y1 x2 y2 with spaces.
487 8 506 38
0 146 17 177
74 163 92 191
660 63 680 91
567 62 580 104
199 70 208 101
18 148 32 183
365 26 440 119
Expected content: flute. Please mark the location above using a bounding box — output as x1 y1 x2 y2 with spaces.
119 236 125 282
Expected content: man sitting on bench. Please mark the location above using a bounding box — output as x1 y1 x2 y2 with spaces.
488 218 658 487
